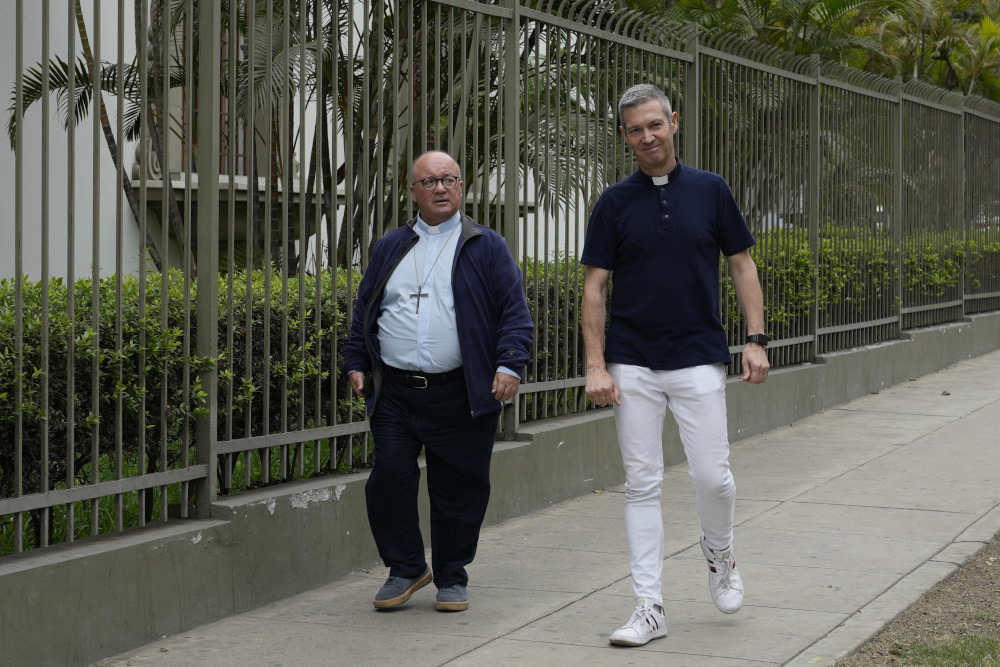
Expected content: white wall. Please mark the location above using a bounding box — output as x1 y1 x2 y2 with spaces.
0 0 143 281
0 1 586 284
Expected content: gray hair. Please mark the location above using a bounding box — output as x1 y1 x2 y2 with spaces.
618 84 673 123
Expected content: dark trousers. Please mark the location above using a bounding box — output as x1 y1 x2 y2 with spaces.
366 370 500 588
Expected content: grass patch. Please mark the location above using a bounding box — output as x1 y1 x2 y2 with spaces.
889 632 1000 665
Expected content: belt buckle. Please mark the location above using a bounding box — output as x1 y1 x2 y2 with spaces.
412 375 428 389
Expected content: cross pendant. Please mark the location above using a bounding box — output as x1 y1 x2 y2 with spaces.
410 287 430 313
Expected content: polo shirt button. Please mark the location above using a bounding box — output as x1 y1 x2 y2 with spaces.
662 201 668 206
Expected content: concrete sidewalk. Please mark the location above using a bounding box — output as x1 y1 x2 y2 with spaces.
98 350 1000 667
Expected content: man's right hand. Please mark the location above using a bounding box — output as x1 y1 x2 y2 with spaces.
349 370 370 398
585 367 620 407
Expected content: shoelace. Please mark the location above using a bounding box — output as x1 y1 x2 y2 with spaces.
626 605 661 632
712 553 737 589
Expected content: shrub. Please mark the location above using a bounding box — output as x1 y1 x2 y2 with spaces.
3 231 998 552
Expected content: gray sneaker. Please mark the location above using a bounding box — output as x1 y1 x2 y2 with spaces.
435 584 469 612
373 567 432 609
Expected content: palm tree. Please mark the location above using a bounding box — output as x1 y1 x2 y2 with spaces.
5 1 208 272
954 14 1000 95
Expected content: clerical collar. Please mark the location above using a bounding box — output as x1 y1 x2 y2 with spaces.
639 159 683 185
416 211 461 235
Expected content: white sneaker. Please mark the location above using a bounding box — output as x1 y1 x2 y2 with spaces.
701 535 744 614
608 598 667 646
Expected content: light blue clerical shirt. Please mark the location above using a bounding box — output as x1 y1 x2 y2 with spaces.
379 213 462 372
377 212 519 379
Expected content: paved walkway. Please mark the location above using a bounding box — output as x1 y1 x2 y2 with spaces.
98 350 1000 666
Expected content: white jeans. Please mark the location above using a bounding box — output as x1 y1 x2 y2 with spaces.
608 363 736 605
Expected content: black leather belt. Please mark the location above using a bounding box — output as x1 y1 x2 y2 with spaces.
384 365 464 389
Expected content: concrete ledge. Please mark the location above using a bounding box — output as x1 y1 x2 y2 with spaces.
3 312 998 665
957 505 1000 543
212 474 377 614
932 540 991 565
0 520 231 666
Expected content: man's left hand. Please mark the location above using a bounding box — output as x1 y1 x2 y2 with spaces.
492 372 520 403
742 343 770 384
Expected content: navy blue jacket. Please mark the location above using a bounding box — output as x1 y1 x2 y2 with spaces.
343 214 534 418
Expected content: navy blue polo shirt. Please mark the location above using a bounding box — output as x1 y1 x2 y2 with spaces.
581 161 755 370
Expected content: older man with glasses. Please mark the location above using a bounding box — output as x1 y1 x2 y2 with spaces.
343 150 534 612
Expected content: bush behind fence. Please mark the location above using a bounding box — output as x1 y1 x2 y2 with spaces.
4 229 999 551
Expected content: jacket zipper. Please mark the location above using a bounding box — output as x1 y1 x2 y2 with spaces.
362 235 419 395
450 232 476 418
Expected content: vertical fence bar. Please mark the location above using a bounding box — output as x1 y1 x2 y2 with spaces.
195 0 221 516
958 107 967 318
261 0 273 483
329 0 342 472
137 0 149 527
13 0 25 552
684 23 700 170
39 0 51 547
244 0 255 489
296 0 307 476
89 0 103 537
65 0 78 544
311 0 324 475
157 0 169 521
279 0 291 481
114 0 125 533
501 0 520 438
808 54 820 358
343 0 357 470
180 0 196 517
892 77 903 338
222 0 238 490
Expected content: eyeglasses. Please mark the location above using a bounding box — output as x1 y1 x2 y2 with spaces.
412 175 460 191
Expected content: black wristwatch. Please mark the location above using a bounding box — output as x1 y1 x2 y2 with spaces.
746 333 769 348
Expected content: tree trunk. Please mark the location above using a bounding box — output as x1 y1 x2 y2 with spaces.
144 0 196 274
75 0 163 271
268 119 283 271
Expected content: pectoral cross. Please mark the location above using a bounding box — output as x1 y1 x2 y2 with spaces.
410 286 430 313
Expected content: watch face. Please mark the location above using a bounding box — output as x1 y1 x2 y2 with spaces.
748 334 768 347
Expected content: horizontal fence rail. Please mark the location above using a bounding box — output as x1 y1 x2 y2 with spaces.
3 0 1000 557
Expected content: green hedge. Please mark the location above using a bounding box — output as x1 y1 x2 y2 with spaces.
0 269 364 497
2 231 998 551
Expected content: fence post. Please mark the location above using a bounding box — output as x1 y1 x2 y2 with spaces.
892 76 903 338
501 0 521 440
501 0 521 261
194 0 221 516
683 22 700 169
959 100 967 318
808 54 821 358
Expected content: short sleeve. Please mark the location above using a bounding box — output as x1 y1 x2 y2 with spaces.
581 193 617 269
715 179 755 257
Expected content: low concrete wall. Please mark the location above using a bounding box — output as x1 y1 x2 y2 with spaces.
2 312 998 665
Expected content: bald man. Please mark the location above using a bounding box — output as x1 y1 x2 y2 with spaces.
343 150 533 612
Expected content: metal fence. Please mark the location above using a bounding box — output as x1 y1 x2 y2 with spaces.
3 0 1000 556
